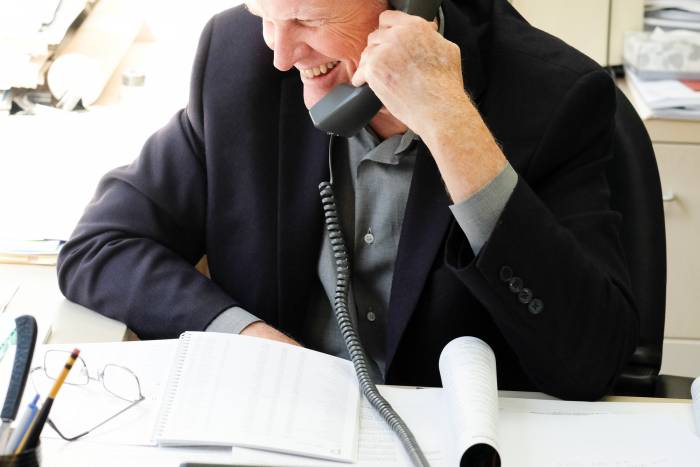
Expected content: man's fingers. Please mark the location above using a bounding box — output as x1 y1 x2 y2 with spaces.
366 27 389 47
351 65 366 87
351 44 376 87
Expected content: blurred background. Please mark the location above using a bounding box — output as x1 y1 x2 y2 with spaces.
1 0 699 377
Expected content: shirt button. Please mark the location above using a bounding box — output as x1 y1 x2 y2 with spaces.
363 232 375 245
366 311 376 322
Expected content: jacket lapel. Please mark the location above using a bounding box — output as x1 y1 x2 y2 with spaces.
277 76 329 337
385 0 490 369
385 145 452 369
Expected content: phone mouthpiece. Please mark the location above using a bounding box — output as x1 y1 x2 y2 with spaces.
309 84 382 137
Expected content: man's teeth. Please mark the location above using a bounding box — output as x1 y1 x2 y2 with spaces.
302 61 339 78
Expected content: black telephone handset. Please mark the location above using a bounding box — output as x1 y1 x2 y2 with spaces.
308 0 443 137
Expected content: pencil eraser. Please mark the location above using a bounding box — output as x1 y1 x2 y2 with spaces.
692 377 700 437
71 348 80 358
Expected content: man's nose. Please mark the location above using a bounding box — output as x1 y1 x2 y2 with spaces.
271 24 305 71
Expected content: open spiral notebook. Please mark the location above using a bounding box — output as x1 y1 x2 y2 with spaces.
151 332 362 462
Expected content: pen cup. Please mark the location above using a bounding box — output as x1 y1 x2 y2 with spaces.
0 444 41 467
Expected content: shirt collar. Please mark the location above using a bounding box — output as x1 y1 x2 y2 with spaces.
352 127 420 166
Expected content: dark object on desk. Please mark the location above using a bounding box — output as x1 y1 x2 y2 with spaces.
0 443 40 467
654 375 694 399
1 316 37 421
606 89 694 397
0 316 38 447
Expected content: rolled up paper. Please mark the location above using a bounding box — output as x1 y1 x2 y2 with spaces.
48 0 142 107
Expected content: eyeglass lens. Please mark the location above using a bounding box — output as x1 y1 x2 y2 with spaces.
102 364 142 402
44 350 89 385
43 351 142 401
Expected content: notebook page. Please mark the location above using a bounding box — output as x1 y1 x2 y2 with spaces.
438 336 500 464
153 332 360 462
232 386 452 466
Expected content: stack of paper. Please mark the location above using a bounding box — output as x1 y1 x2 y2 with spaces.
0 0 91 91
0 239 64 266
626 66 700 119
645 0 700 32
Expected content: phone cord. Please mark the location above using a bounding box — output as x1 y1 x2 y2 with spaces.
319 179 430 467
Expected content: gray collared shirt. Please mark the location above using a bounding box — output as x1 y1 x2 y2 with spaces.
208 126 517 383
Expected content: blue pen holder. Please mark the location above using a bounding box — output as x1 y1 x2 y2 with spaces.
0 443 40 467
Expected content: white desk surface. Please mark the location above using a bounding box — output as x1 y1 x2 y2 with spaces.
0 263 127 344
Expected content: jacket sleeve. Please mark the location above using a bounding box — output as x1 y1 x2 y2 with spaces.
57 18 240 339
446 69 639 400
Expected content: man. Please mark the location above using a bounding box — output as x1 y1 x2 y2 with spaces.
57 0 638 400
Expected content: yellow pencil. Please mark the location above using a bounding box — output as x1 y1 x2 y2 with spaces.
15 348 80 453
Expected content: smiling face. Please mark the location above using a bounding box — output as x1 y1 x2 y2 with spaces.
246 0 387 109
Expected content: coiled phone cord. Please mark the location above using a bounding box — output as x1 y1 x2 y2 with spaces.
318 137 430 467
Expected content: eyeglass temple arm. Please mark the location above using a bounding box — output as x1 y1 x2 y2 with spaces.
46 396 145 442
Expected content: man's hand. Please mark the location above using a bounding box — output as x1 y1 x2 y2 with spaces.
351 10 466 138
352 10 507 203
240 321 302 346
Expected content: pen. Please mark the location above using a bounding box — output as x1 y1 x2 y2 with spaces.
15 348 80 453
4 394 39 454
0 285 19 314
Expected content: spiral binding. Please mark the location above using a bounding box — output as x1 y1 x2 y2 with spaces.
318 138 429 467
153 331 193 439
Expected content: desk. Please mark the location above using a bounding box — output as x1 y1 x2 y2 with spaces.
1 264 696 466
0 263 127 344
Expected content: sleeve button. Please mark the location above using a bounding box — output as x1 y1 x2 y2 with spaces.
518 288 533 304
508 277 524 293
528 298 544 315
499 266 514 282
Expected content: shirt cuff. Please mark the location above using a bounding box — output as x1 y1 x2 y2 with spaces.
449 162 518 255
205 307 262 334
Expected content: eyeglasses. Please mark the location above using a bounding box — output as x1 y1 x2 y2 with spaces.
30 350 145 441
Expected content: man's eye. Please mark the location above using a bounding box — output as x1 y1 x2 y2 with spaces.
297 19 325 27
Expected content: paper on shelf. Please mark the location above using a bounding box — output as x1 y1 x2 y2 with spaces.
692 377 700 437
626 67 700 120
646 0 700 15
0 0 89 90
47 0 143 106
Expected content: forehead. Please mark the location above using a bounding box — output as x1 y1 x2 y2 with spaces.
245 0 334 18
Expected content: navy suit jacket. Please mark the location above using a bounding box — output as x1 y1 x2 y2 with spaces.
57 0 638 400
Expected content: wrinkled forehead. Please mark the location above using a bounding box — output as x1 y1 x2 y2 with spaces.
245 0 335 19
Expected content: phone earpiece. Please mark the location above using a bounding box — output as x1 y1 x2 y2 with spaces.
308 0 443 137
